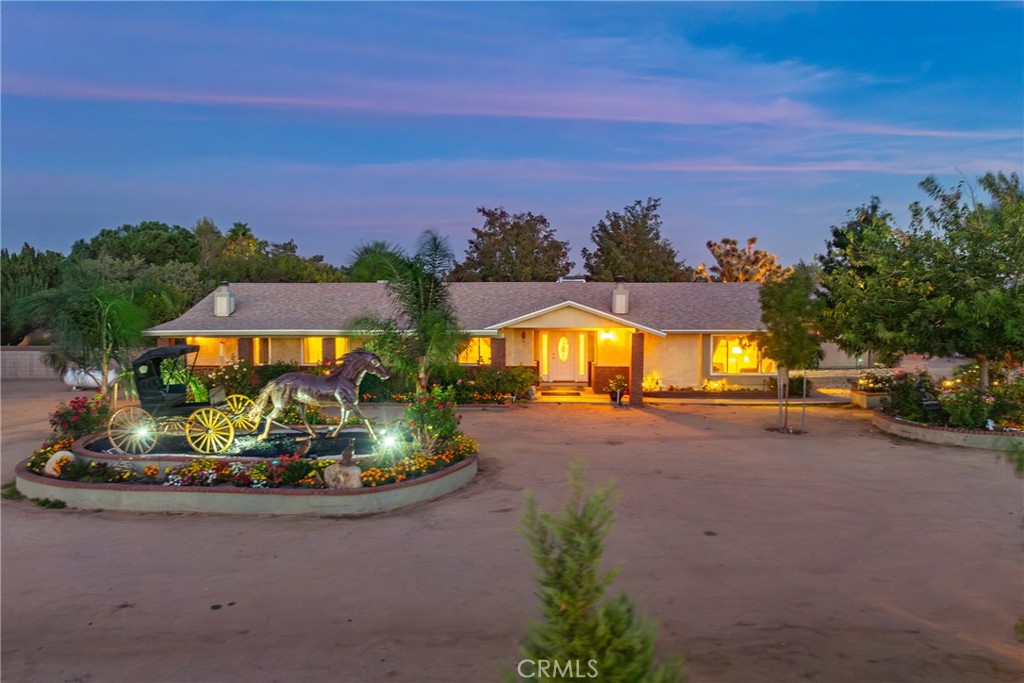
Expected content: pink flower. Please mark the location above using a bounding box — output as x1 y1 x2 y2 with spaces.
71 415 80 422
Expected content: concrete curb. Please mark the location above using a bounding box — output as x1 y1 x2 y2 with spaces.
14 455 478 516
872 412 1023 451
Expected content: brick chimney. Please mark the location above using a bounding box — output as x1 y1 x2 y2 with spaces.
213 282 235 317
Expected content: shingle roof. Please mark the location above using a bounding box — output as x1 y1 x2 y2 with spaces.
145 282 764 336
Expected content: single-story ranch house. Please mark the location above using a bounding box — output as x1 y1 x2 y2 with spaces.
145 281 856 404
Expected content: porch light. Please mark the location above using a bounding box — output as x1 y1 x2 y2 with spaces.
599 330 616 341
732 346 743 355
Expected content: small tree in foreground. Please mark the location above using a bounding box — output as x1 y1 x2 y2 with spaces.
511 462 683 683
755 262 824 433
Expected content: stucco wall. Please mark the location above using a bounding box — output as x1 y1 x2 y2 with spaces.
643 334 701 388
505 307 630 330
504 330 536 367
594 330 631 367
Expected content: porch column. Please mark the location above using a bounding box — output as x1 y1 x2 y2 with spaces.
491 337 506 369
322 337 336 364
237 337 254 364
629 332 644 406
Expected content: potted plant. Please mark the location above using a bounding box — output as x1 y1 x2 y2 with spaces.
604 375 629 405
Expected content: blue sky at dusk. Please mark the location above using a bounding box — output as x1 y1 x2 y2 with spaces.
2 2 1021 271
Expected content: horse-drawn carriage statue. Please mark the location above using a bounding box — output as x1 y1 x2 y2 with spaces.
106 344 258 455
106 345 390 455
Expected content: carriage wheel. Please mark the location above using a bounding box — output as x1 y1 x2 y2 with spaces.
185 408 235 454
107 407 158 455
224 394 259 434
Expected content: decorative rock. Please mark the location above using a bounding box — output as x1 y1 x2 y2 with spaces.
43 451 75 478
323 464 363 489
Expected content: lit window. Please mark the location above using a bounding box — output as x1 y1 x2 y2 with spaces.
458 338 492 365
710 335 775 374
303 337 324 365
335 338 350 359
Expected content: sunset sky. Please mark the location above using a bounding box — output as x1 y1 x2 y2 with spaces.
2 2 1021 270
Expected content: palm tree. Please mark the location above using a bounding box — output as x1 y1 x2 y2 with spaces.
355 230 467 392
16 260 154 404
347 240 409 282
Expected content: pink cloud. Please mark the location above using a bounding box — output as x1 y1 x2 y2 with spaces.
5 72 1009 142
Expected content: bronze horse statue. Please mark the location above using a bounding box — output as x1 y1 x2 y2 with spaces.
249 349 390 441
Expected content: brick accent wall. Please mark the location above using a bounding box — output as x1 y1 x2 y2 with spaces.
491 337 506 369
591 366 630 392
322 337 336 364
238 338 254 363
629 332 644 406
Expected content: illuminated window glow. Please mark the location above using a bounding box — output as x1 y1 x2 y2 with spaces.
303 337 324 365
540 334 549 375
578 333 586 377
711 336 775 374
458 338 493 365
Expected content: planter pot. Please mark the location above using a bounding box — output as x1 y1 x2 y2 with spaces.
607 391 626 405
850 389 886 409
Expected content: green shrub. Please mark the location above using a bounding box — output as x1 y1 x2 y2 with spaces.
199 359 256 397
941 392 995 429
881 371 946 424
405 385 462 452
991 377 1024 425
253 361 301 390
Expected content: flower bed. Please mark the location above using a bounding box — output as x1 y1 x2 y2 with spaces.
16 385 481 514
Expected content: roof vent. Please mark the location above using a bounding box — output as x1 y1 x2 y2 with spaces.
213 282 235 317
557 275 587 283
612 280 629 315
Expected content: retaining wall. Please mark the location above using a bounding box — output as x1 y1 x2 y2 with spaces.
872 412 1023 451
15 455 477 516
1 347 60 380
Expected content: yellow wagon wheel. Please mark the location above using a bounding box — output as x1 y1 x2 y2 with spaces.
185 408 235 454
224 394 258 434
107 406 158 455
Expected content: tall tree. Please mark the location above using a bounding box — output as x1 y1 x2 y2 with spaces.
818 173 1024 390
581 198 683 282
355 230 467 391
192 217 225 269
453 207 574 281
69 221 200 267
1 244 65 345
694 237 791 283
755 263 824 432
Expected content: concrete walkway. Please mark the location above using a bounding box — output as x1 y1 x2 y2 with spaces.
1 380 1021 682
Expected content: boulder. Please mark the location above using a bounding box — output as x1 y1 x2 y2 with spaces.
43 451 75 478
323 464 363 489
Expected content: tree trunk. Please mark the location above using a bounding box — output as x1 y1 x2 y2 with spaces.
976 354 990 392
776 366 786 432
800 373 807 434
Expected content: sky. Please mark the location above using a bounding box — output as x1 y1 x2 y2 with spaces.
2 2 1022 271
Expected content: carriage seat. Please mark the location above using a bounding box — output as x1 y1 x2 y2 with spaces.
162 384 188 408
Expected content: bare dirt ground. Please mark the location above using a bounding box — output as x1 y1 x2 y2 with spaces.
2 380 1022 683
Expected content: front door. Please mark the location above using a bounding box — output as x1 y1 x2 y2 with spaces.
550 332 577 382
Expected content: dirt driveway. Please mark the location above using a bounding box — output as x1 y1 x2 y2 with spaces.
2 381 1021 682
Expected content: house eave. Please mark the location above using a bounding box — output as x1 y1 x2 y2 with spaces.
486 301 667 338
